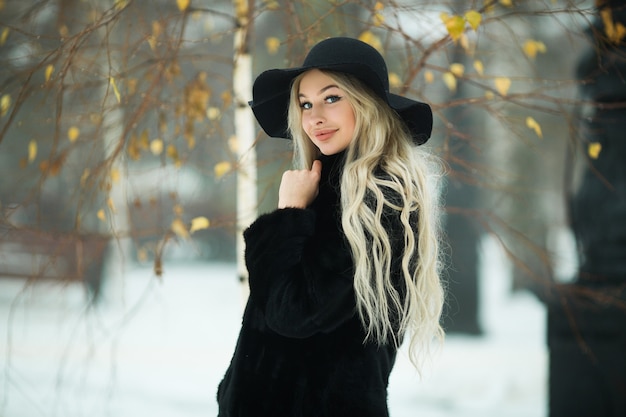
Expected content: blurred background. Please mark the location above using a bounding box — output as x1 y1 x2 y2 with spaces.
1 0 625 416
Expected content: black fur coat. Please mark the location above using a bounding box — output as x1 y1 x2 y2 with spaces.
217 152 406 417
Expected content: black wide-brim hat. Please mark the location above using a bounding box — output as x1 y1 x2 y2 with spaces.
249 37 433 145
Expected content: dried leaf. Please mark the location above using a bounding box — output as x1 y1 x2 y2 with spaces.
449 63 465 77
588 142 602 159
0 94 10 117
150 138 164 155
441 13 465 42
190 216 210 234
525 117 543 138
388 72 402 89
464 10 482 31
221 91 232 108
171 218 190 239
110 168 121 183
214 161 232 179
177 0 190 11
152 21 163 38
372 12 385 27
494 77 511 96
0 28 9 46
374 1 384 11
45 65 54 82
107 197 116 213
81 169 90 187
114 0 127 10
263 0 279 10
207 107 221 120
110 77 121 103
167 144 180 166
523 39 547 59
358 31 382 52
228 135 239 153
442 72 457 92
473 60 484 75
266 37 281 55
68 126 80 142
28 140 37 163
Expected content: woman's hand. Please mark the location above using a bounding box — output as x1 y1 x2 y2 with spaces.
278 160 322 209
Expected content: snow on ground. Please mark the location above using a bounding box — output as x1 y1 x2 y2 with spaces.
0 260 547 417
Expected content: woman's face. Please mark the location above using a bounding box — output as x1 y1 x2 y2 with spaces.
298 69 356 155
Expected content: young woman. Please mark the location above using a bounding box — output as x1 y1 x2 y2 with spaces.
217 37 444 417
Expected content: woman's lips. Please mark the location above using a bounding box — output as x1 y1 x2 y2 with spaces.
313 129 337 141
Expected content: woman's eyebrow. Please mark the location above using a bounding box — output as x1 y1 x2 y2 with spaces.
298 84 339 98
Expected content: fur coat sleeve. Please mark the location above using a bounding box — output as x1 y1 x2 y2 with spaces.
243 203 355 338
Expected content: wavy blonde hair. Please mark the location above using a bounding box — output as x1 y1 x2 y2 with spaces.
287 70 445 369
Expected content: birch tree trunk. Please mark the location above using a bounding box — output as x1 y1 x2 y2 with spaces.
233 0 257 301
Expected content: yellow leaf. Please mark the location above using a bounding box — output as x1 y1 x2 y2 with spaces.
177 0 190 12
424 71 435 84
110 77 121 103
263 0 279 10
0 94 10 117
473 60 484 75
214 161 232 179
221 90 232 108
147 36 157 51
190 216 210 234
150 138 164 155
588 142 602 159
68 126 80 142
207 107 221 120
28 140 37 163
110 168 120 183
173 204 184 216
81 169 90 186
45 65 54 82
525 117 543 138
266 37 280 55
372 12 385 27
358 31 382 52
459 33 472 52
500 0 513 6
388 72 402 89
152 21 163 38
374 1 384 11
464 10 482 31
494 77 511 96
114 0 126 10
485 91 495 100
107 197 116 213
523 39 547 59
171 218 190 239
441 13 465 42
442 72 457 92
449 63 465 77
228 135 239 153
97 209 106 221
0 27 9 46
137 247 148 263
59 25 69 38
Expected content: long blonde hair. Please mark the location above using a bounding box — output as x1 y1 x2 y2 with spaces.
287 70 445 369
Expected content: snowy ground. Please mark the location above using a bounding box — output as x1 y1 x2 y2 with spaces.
0 259 547 417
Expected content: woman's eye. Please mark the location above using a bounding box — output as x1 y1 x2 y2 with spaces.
300 102 312 110
325 95 341 104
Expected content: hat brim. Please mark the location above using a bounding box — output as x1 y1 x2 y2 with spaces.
249 66 432 145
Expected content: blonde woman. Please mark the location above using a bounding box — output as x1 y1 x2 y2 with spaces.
217 37 444 417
